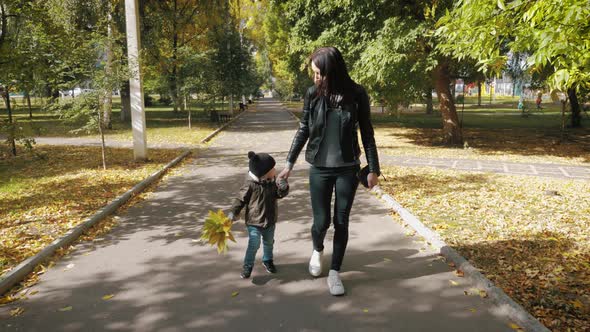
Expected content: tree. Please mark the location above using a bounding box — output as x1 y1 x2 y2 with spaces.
264 0 465 144
436 0 590 128
141 0 222 112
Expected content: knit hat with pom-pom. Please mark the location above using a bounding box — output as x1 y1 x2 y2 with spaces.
248 151 276 178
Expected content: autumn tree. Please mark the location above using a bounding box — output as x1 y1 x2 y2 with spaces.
436 0 590 128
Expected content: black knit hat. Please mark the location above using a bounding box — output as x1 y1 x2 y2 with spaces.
248 151 276 178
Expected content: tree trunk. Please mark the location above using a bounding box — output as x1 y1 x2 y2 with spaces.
229 95 234 114
425 86 433 114
433 63 463 145
120 80 131 122
568 88 581 128
102 12 114 130
477 81 482 106
170 1 180 113
97 100 107 170
3 87 17 156
25 90 32 119
186 95 191 129
560 100 567 141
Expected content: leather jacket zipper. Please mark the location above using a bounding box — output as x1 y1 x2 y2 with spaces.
312 99 328 162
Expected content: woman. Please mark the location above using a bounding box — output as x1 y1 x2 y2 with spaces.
278 46 380 296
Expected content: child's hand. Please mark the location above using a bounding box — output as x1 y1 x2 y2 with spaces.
277 178 289 191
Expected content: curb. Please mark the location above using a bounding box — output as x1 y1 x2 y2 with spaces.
282 105 300 121
372 186 550 332
200 109 248 143
0 149 192 295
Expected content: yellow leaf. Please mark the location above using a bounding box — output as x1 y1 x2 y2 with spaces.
454 270 464 277
29 290 39 296
362 309 369 313
509 323 523 331
102 294 115 300
449 280 459 286
572 299 583 309
479 290 488 298
383 258 392 262
10 307 25 317
469 308 477 313
59 306 73 312
231 291 239 297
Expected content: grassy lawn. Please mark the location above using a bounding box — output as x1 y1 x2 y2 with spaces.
285 102 590 165
0 97 231 146
0 145 186 280
379 166 590 332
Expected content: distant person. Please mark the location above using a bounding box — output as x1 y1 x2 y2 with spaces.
278 46 381 296
535 92 542 109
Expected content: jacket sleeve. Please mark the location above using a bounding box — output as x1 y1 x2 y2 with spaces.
286 87 313 168
358 86 381 176
229 182 252 219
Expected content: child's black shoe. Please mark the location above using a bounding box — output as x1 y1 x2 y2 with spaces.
241 265 253 279
263 260 277 273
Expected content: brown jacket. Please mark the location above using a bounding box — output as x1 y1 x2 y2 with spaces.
229 174 289 228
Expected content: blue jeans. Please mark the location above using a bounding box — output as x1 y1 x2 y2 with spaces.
244 224 275 267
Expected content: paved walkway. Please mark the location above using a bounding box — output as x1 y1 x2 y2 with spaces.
1 100 516 331
26 115 590 180
380 155 590 180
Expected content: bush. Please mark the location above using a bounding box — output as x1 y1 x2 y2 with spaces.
158 95 172 105
144 94 154 106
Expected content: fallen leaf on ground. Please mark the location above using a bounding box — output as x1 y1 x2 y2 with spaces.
449 280 459 286
509 323 523 331
10 307 25 317
231 291 239 297
58 306 73 312
362 308 369 313
102 294 115 300
469 308 477 313
455 270 465 277
479 290 488 298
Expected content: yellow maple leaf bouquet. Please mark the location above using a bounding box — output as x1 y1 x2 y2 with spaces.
200 209 236 254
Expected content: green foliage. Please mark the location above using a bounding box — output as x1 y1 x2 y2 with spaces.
436 0 590 91
0 119 36 157
47 91 102 135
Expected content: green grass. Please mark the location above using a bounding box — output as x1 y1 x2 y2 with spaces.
370 111 578 130
0 96 234 144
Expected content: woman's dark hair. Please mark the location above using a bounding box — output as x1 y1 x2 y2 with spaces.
310 46 357 103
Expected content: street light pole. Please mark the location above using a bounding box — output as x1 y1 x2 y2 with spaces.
124 0 147 161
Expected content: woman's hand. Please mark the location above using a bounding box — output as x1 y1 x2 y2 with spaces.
367 172 379 189
278 167 292 180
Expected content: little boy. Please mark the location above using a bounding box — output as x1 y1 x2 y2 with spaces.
228 151 289 278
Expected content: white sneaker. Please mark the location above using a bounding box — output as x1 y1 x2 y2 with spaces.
308 250 323 277
327 269 345 296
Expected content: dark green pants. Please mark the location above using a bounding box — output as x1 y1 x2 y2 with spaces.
309 164 360 271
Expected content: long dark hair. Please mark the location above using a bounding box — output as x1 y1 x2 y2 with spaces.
310 46 357 104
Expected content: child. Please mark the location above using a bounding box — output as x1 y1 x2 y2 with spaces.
228 151 289 278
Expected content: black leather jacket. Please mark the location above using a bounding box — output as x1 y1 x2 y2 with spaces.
286 85 380 175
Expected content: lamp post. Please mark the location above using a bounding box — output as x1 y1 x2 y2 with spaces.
124 0 148 161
